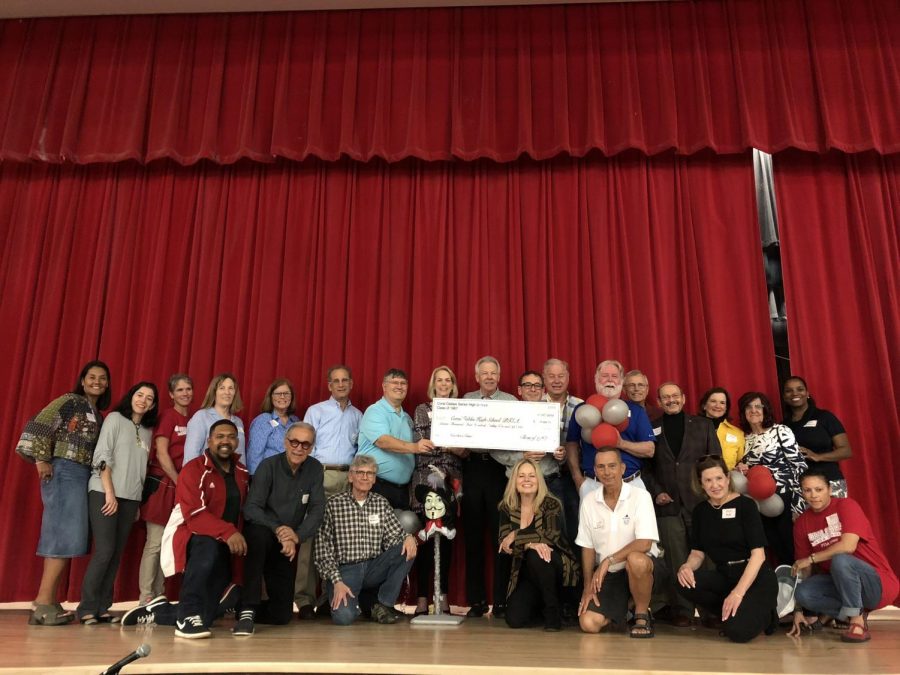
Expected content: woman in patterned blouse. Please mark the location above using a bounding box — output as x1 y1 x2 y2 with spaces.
498 458 579 631
736 392 807 565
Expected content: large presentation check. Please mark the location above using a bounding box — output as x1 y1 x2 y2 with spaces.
430 398 561 452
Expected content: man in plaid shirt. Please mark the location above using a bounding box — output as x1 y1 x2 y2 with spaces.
315 454 417 625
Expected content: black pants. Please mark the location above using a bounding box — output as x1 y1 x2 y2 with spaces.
373 478 410 510
462 455 508 606
242 522 296 624
505 549 563 629
78 492 140 618
761 493 795 565
416 532 452 598
678 563 778 643
179 535 232 628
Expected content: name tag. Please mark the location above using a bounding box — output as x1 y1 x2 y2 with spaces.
269 419 279 428
427 411 433 420
722 508 736 519
368 514 380 526
175 425 187 436
301 493 309 504
653 427 662 436
725 433 737 443
86 412 96 423
592 520 606 530
804 420 818 428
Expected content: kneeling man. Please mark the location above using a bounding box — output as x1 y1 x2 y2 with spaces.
315 454 417 625
576 447 667 638
235 422 326 635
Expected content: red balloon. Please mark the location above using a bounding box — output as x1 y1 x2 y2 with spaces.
615 418 629 432
590 423 620 449
586 394 609 416
746 465 777 500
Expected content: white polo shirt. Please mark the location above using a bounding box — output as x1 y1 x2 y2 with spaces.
575 482 660 572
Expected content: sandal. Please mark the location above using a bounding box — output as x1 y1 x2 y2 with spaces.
630 612 654 639
80 614 99 625
841 622 871 643
28 604 75 626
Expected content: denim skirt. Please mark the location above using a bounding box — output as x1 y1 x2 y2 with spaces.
37 458 91 558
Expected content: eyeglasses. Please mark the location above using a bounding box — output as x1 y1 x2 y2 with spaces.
744 404 764 411
272 391 292 399
386 380 408 387
352 469 377 478
625 383 648 389
519 382 543 390
286 439 313 450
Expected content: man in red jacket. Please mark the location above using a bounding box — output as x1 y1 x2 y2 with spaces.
123 419 249 639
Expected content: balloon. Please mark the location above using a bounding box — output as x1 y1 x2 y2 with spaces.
575 404 602 429
601 399 629 426
730 469 748 495
757 494 785 517
586 394 610 417
581 427 594 444
746 465 777 500
395 509 422 535
590 423 620 449
615 418 630 432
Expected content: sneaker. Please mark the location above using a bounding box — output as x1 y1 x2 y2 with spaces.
370 602 399 625
218 583 241 614
175 615 211 639
297 605 316 621
232 609 255 636
121 596 169 626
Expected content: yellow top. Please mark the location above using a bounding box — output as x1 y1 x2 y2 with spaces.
717 419 745 471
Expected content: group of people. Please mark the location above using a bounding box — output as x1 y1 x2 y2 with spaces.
21 356 896 645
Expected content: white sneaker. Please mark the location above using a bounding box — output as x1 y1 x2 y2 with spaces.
175 615 211 639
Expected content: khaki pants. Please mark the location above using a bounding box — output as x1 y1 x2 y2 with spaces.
138 521 166 602
294 469 348 607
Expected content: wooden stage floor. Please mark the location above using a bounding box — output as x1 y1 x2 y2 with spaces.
2 607 899 674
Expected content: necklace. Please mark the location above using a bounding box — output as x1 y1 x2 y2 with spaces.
710 493 734 510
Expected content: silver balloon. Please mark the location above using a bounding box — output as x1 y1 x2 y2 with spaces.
581 426 594 444
601 399 629 426
395 509 422 534
730 469 748 495
757 494 785 517
575 404 602 429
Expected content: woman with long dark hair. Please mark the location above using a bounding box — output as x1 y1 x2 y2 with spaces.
697 387 745 471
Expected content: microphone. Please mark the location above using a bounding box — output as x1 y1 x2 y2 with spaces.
101 644 151 675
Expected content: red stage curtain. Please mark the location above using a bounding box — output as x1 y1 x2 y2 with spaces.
1 0 898 165
776 150 900 598
0 152 775 601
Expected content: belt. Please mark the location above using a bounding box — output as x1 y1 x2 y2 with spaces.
323 464 350 471
623 470 641 484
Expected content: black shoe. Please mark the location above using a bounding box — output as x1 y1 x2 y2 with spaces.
315 602 331 619
121 596 169 626
371 602 399 625
491 604 506 619
466 601 488 618
233 609 255 636
297 605 316 621
764 609 779 636
561 604 578 627
175 615 211 639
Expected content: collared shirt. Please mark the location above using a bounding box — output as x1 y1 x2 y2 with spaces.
89 411 153 501
246 411 300 474
357 397 415 484
542 392 584 444
575 481 660 570
304 397 362 466
183 408 246 465
567 399 654 478
243 454 326 541
314 490 407 584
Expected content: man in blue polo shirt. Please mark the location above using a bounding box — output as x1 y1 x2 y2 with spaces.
357 368 433 509
565 360 655 519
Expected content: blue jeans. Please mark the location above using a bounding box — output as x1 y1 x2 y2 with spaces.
795 553 883 620
326 543 414 626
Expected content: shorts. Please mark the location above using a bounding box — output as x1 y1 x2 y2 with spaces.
586 555 668 625
37 458 91 558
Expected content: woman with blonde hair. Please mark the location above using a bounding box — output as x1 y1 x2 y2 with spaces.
498 458 578 631
183 373 245 465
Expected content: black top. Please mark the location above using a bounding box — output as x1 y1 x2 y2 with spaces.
244 453 326 541
661 412 686 458
785 405 846 482
221 467 241 527
690 494 767 566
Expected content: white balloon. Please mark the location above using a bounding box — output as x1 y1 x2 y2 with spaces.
575 404 602 429
601 398 629 426
757 494 785 517
581 426 594 444
730 470 748 495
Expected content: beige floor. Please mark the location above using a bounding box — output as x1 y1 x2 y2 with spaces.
3 607 899 674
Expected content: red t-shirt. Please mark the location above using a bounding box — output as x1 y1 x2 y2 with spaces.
793 497 899 609
149 408 189 475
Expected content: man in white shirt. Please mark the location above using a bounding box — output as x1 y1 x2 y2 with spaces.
576 447 667 638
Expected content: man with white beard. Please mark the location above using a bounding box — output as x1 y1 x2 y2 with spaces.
565 360 655 505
